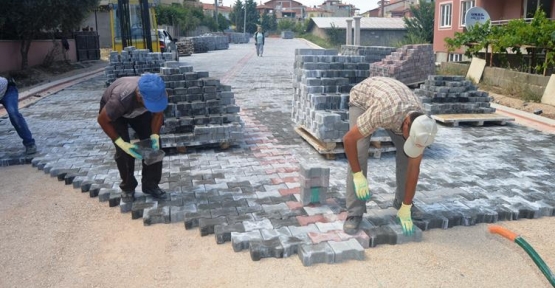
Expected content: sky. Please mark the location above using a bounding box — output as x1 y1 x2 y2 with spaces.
199 0 381 14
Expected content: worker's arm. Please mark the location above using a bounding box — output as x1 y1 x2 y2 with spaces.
97 107 119 141
343 124 365 173
150 112 164 135
403 154 423 205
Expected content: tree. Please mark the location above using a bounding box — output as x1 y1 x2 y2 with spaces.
260 13 272 32
403 0 434 43
217 14 231 31
0 0 99 69
230 0 244 31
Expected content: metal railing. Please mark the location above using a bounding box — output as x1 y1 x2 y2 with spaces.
490 17 555 25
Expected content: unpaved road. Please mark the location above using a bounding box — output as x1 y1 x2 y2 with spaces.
1 164 554 288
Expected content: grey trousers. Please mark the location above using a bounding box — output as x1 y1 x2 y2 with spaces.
346 105 409 216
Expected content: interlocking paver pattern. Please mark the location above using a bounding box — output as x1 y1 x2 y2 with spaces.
1 38 555 265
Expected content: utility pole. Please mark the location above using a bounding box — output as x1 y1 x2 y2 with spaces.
381 0 385 17
214 0 219 29
244 0 247 34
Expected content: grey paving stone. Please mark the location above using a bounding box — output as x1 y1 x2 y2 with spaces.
131 201 157 220
298 242 335 267
243 219 273 231
231 230 263 252
184 210 212 229
328 239 365 263
215 222 246 244
199 216 227 236
143 206 170 226
249 237 284 261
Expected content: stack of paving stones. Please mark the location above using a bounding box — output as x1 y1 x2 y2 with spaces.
369 44 435 86
281 31 295 39
159 61 244 148
291 48 391 145
340 45 397 64
176 39 194 56
415 75 496 115
227 32 250 44
188 34 229 53
104 46 173 85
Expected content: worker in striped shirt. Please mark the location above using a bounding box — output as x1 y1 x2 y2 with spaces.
342 77 438 236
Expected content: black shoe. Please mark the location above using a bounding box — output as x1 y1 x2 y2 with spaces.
121 191 135 203
343 216 362 235
393 198 402 210
25 144 37 155
142 186 167 199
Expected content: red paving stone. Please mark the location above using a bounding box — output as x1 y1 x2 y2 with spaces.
280 188 300 196
308 231 342 244
296 214 326 226
286 201 303 210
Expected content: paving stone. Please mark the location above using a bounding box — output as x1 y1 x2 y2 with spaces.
328 239 365 263
336 229 371 249
143 206 170 226
184 210 212 229
226 213 255 224
288 224 319 237
199 216 227 236
296 214 326 226
280 234 311 257
315 221 343 233
308 231 341 244
260 227 292 240
270 217 300 229
215 222 246 244
243 219 273 231
131 201 156 220
363 226 397 247
108 191 121 207
249 237 284 261
302 205 334 216
231 230 263 252
99 188 116 202
210 207 238 218
298 242 335 267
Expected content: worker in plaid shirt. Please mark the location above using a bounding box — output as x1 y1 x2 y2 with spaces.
342 77 438 236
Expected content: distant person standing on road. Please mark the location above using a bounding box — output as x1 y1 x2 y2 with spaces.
97 73 168 203
254 26 265 57
0 76 37 155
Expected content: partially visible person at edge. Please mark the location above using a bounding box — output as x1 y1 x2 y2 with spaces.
0 76 37 155
254 26 265 57
342 76 438 236
97 73 168 203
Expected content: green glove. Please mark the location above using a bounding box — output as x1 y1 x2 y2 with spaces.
352 171 370 201
115 137 142 159
150 134 160 150
397 203 414 236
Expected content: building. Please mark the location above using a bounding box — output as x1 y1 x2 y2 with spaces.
366 0 418 18
202 3 232 20
434 0 555 62
307 17 406 46
259 0 305 20
319 0 357 17
305 7 334 18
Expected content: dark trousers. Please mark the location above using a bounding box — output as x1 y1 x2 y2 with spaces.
112 112 162 192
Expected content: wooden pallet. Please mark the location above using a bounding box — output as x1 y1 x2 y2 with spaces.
431 113 515 127
162 140 232 154
294 126 396 160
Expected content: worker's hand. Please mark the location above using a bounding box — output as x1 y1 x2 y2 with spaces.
397 203 414 236
114 138 142 159
352 171 370 201
150 134 160 150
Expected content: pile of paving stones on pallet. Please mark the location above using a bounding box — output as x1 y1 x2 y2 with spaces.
291 49 392 144
187 34 229 53
104 46 174 85
226 32 250 44
340 45 397 64
415 75 496 114
159 61 244 148
369 44 435 86
176 39 194 56
281 31 295 39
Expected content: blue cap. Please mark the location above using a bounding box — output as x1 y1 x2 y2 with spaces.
138 73 168 113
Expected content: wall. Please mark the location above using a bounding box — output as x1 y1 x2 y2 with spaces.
0 40 77 73
81 10 112 48
440 62 549 96
310 28 405 47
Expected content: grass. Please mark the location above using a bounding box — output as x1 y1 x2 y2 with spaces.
295 33 341 50
480 78 542 103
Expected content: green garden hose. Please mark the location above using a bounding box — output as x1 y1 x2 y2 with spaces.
489 225 555 287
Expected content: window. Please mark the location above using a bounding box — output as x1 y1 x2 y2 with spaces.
524 0 552 18
440 3 452 27
449 53 463 62
460 0 475 26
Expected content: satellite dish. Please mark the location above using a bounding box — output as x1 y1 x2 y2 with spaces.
465 7 490 29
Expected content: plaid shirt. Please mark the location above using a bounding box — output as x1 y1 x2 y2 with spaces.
350 77 424 137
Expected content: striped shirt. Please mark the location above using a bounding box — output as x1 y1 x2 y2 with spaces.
349 77 424 137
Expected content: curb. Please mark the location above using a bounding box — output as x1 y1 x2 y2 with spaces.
491 103 555 134
18 67 105 102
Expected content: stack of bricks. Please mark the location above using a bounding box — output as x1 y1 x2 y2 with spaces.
159 61 244 148
281 31 295 39
299 164 330 206
176 39 194 56
415 75 496 115
104 46 173 85
227 32 250 44
340 45 397 64
291 49 368 142
188 34 229 53
369 44 435 86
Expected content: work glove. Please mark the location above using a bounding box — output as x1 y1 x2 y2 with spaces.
397 203 414 236
352 171 370 201
150 134 160 150
115 137 142 159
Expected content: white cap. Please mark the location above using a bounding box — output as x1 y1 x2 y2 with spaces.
0 77 7 99
403 115 438 158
